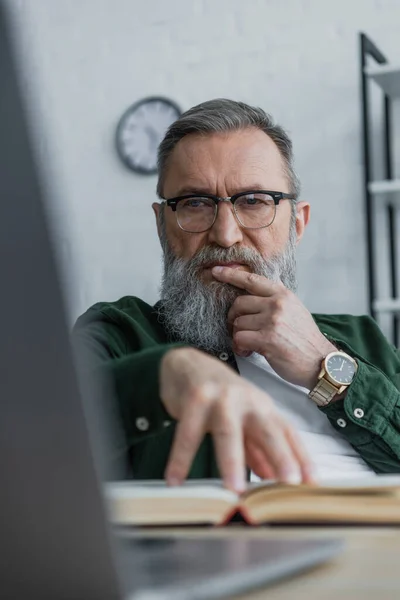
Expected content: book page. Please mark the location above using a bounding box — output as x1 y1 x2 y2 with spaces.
314 474 400 489
241 474 400 502
107 478 225 488
105 480 239 504
247 474 400 490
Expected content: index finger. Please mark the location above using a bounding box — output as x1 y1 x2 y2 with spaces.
165 401 208 486
211 266 281 296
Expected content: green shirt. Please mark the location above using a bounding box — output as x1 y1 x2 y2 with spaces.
73 296 400 479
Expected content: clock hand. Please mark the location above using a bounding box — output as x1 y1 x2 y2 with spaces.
145 126 158 146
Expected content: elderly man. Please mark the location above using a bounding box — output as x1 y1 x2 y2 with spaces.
74 99 400 492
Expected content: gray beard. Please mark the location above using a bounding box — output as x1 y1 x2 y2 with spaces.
158 230 298 354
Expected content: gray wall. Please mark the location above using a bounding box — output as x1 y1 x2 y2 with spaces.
8 0 400 329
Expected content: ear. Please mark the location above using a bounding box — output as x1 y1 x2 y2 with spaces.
152 202 162 241
294 201 310 244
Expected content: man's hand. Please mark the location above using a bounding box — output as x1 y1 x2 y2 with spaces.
212 266 336 390
160 347 314 492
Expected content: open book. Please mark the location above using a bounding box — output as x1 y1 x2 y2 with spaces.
105 475 400 527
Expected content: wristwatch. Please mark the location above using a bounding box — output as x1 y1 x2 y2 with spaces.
308 351 358 407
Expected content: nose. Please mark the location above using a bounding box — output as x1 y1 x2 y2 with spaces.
207 200 243 248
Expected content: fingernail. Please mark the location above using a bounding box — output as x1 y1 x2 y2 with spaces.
304 468 317 484
227 476 245 493
284 472 302 485
167 477 181 487
212 266 224 273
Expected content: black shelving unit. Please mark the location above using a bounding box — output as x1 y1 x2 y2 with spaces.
360 32 400 346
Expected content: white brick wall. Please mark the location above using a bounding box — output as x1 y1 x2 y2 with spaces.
7 0 400 327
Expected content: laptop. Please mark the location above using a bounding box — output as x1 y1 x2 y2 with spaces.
0 3 343 599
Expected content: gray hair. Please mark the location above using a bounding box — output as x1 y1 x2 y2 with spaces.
156 98 301 202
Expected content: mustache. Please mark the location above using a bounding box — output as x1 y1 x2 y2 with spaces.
184 245 266 275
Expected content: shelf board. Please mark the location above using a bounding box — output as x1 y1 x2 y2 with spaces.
368 179 400 195
373 298 400 314
365 63 400 97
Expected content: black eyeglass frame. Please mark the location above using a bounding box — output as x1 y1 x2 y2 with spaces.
161 190 296 232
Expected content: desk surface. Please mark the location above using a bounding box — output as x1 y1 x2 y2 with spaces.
132 526 400 599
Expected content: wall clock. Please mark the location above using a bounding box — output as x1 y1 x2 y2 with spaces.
115 96 181 175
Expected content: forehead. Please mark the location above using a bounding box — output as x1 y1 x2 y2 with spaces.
162 128 289 196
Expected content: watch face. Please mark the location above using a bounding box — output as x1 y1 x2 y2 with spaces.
326 353 356 385
115 97 181 174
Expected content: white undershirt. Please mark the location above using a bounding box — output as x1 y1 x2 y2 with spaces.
234 352 375 482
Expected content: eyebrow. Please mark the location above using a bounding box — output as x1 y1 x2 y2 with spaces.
171 184 269 197
173 187 210 197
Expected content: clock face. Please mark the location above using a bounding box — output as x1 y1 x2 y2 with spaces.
326 354 356 385
115 97 181 174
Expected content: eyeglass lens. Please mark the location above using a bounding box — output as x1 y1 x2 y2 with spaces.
175 193 276 232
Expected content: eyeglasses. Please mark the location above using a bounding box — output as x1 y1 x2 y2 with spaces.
162 190 296 233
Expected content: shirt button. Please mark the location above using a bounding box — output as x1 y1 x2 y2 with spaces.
163 420 172 428
219 352 229 361
337 418 347 428
354 408 364 419
136 417 149 431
